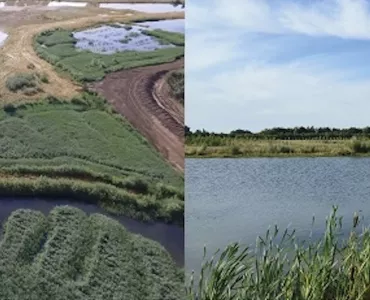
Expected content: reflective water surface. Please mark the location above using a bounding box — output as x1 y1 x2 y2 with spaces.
186 157 370 272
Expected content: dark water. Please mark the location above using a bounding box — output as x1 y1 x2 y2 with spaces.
185 157 370 272
0 197 184 266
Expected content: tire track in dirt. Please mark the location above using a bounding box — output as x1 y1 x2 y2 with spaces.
0 9 184 102
88 59 184 172
152 70 183 125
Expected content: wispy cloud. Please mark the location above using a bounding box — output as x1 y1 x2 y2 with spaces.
186 0 370 132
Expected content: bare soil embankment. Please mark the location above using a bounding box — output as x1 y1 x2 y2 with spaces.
89 58 184 172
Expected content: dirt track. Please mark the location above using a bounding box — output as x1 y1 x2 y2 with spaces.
0 8 183 102
89 59 184 172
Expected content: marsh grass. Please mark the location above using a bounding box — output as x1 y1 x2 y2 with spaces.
187 207 370 300
186 139 370 158
34 28 184 82
0 96 183 224
0 206 184 299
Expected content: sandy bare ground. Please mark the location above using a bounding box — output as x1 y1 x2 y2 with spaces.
89 59 184 172
0 7 183 102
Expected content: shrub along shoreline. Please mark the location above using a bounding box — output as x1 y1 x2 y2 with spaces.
0 175 183 225
185 139 370 158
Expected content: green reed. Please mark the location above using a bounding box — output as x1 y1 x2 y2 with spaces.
187 207 370 300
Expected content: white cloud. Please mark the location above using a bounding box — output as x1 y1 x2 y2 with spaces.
186 0 370 131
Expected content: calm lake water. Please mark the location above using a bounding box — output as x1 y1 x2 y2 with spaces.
0 197 184 266
185 157 370 272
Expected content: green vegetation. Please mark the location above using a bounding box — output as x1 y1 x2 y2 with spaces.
187 207 370 300
6 72 50 95
34 28 184 82
186 127 370 157
167 68 184 104
0 94 183 224
186 126 370 140
142 29 185 46
0 206 184 300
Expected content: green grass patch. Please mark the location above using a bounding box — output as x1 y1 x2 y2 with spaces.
0 95 183 224
185 138 370 158
143 29 185 46
34 28 184 82
0 206 184 299
187 207 370 300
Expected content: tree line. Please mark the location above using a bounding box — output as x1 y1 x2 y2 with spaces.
185 126 370 141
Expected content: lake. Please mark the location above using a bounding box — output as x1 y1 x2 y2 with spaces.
0 197 184 266
185 157 370 273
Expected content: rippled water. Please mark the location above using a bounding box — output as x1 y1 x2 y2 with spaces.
74 24 174 54
99 3 183 12
137 19 184 33
186 157 370 272
0 197 184 265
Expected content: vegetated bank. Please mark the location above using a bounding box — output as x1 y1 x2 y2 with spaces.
33 25 184 83
30 23 185 171
187 207 370 300
185 126 370 157
0 206 184 300
166 68 183 104
0 94 184 225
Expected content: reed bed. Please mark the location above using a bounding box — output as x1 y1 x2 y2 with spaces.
186 139 370 158
0 206 184 300
0 96 183 224
187 207 370 300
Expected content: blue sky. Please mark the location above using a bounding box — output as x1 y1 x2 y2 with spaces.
186 0 370 132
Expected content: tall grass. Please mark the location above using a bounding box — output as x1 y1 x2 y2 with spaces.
187 207 370 300
0 206 184 299
0 176 183 225
185 139 370 158
0 97 183 224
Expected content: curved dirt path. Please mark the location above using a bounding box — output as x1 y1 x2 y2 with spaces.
89 59 184 172
0 9 184 102
153 70 183 126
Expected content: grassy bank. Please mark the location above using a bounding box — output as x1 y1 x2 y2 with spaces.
187 207 370 300
34 27 184 82
0 206 184 300
0 95 183 224
166 68 183 104
185 138 370 158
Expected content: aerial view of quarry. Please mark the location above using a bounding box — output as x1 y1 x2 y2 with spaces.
0 0 184 299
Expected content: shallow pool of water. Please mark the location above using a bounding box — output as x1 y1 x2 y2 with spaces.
0 31 7 47
99 3 183 12
74 24 174 54
137 19 184 33
48 1 87 7
0 197 184 265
